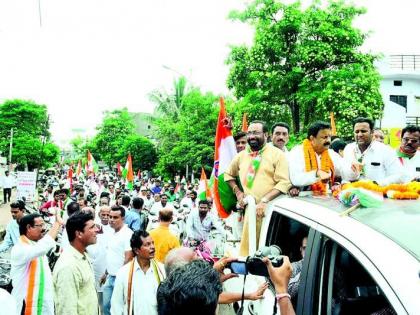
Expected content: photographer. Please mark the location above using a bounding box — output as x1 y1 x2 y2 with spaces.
158 253 295 315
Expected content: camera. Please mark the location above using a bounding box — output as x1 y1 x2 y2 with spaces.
228 245 283 277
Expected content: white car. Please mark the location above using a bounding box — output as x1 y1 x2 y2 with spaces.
224 196 420 315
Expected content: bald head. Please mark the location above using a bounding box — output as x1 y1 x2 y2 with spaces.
164 247 197 276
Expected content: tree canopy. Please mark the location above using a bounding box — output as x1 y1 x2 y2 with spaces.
226 0 383 137
0 99 60 170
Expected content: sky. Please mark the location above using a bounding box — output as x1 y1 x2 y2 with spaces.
0 0 419 148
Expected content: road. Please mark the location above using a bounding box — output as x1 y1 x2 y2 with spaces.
0 189 14 241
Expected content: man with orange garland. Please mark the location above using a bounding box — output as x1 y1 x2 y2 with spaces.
288 121 357 193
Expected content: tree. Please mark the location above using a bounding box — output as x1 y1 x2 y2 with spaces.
154 88 219 179
92 108 136 166
116 134 157 172
150 76 188 121
226 0 383 137
0 99 59 170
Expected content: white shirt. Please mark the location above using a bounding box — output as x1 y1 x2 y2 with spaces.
106 225 133 276
142 196 154 210
398 150 420 183
0 288 16 315
343 141 403 186
111 259 165 315
186 209 225 241
288 146 357 187
86 223 113 292
1 175 14 189
149 201 174 216
11 235 56 315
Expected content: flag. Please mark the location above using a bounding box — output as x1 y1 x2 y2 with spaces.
87 150 99 175
330 112 337 136
174 182 180 194
122 154 134 190
198 168 212 201
181 176 186 184
212 97 238 218
137 169 141 180
67 165 73 193
242 112 248 132
76 160 82 177
117 162 122 176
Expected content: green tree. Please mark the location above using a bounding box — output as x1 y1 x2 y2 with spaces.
226 0 383 137
0 99 59 169
116 134 157 172
92 108 136 166
150 76 188 121
154 88 219 179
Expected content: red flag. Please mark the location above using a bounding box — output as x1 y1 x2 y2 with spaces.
242 112 248 132
67 166 74 193
76 160 82 177
117 162 122 176
137 169 141 179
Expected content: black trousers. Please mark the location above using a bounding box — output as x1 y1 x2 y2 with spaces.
3 188 11 203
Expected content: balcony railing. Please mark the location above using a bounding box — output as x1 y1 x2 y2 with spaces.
406 116 420 126
390 55 420 71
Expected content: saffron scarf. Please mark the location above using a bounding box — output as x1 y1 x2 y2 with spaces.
303 139 335 195
126 259 164 315
20 236 46 315
245 145 266 189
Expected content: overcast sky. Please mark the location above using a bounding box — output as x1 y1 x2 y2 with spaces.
0 0 419 148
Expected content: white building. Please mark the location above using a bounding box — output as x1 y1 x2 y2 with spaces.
377 55 420 128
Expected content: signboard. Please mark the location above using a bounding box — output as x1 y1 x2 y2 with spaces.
17 171 37 202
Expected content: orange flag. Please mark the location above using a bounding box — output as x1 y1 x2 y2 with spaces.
330 112 337 136
242 113 248 132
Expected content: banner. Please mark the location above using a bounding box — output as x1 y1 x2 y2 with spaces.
17 171 37 202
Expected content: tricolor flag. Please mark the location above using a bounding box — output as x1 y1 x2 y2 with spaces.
117 162 122 176
122 154 134 190
174 182 180 194
242 112 248 132
212 97 238 218
198 168 212 201
76 160 82 177
87 150 99 175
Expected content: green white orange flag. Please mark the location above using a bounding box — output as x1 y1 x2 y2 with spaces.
198 168 212 201
87 150 99 175
211 97 238 218
122 154 134 190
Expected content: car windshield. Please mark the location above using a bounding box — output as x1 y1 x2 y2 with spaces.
298 196 420 261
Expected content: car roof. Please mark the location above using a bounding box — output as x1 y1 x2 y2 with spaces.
284 196 420 261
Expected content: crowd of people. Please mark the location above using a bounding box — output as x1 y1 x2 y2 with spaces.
0 116 418 315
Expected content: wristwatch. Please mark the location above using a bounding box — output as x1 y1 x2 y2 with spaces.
261 197 269 203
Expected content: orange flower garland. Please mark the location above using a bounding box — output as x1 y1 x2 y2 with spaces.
303 139 335 195
342 181 420 200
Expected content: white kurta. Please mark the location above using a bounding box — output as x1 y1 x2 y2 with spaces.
288 145 357 187
343 141 404 185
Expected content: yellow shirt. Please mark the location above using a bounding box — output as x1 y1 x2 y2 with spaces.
224 144 291 202
150 225 180 263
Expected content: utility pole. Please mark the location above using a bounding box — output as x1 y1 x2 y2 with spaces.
8 128 13 171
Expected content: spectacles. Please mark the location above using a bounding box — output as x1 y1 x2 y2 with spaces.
246 131 263 136
402 137 419 144
33 224 46 229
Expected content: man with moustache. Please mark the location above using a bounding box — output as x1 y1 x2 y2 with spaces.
225 120 292 256
289 121 357 190
0 201 25 253
396 125 420 182
271 122 291 156
111 230 165 315
53 211 99 315
343 117 403 185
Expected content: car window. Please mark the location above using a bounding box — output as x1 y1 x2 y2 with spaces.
265 211 310 308
318 239 397 315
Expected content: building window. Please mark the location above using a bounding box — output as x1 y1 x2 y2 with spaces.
390 95 407 109
393 80 402 86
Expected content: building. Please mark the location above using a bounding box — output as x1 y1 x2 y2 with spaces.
377 55 420 128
